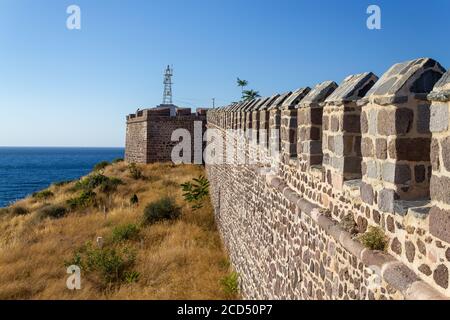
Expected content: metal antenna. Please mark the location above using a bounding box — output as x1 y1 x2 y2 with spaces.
162 65 173 104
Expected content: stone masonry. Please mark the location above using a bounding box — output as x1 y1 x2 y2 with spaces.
125 107 206 163
206 58 450 299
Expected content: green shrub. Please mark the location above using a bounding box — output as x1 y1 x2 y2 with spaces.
32 190 54 201
112 224 140 243
130 194 139 206
143 197 181 225
38 204 67 219
124 271 140 284
220 272 239 296
12 206 29 216
67 190 96 210
359 226 387 251
181 175 210 210
128 163 143 180
112 158 124 164
0 208 10 215
65 242 137 284
93 161 110 171
99 177 123 194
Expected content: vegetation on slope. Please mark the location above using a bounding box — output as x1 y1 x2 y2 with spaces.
0 162 238 300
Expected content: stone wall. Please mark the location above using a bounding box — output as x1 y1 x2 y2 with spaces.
125 108 206 164
206 58 450 300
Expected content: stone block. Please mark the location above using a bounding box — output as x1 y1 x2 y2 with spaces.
361 137 374 157
368 109 377 135
376 138 387 160
360 182 374 205
378 188 396 212
361 111 368 134
430 175 450 204
430 206 450 243
388 138 430 161
382 163 411 184
342 114 361 133
417 104 431 134
441 136 450 171
430 103 449 133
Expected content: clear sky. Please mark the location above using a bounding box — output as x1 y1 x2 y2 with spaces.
1 0 449 147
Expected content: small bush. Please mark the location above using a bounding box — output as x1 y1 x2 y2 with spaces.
112 158 124 164
93 161 110 171
32 190 54 201
0 208 10 215
112 224 140 243
124 271 140 284
65 242 137 284
99 177 123 194
130 194 139 206
67 190 96 210
220 272 239 297
359 226 387 251
12 206 29 216
181 175 209 210
38 205 67 219
143 197 181 225
128 163 143 180
72 174 110 192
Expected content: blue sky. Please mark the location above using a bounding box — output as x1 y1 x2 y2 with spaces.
0 0 449 147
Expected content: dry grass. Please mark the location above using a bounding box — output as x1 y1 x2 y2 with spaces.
0 162 237 300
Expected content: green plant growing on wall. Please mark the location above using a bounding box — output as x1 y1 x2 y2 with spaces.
359 226 387 251
181 175 209 210
220 271 239 297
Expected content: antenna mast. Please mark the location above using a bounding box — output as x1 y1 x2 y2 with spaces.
162 65 173 105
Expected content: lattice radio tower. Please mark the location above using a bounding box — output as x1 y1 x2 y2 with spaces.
162 65 173 105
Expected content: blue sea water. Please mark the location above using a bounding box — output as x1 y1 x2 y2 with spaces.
0 147 124 208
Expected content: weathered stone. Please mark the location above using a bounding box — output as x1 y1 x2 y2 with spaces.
430 175 450 204
361 138 374 157
390 238 402 255
417 239 426 256
433 264 449 289
441 136 450 171
382 162 411 184
376 138 387 160
388 138 430 161
430 103 449 132
431 138 440 171
414 165 426 183
418 264 432 276
382 262 419 292
342 114 361 133
361 111 368 134
429 206 450 243
405 241 416 263
417 105 431 133
379 189 396 213
330 116 340 132
386 215 395 232
366 160 378 179
360 182 374 205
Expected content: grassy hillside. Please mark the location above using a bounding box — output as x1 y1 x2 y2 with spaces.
0 162 238 300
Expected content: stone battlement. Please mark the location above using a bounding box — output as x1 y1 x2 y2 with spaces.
206 58 450 299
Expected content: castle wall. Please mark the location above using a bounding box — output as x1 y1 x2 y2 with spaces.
206 58 449 300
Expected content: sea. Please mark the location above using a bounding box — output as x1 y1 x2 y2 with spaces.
0 147 125 208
